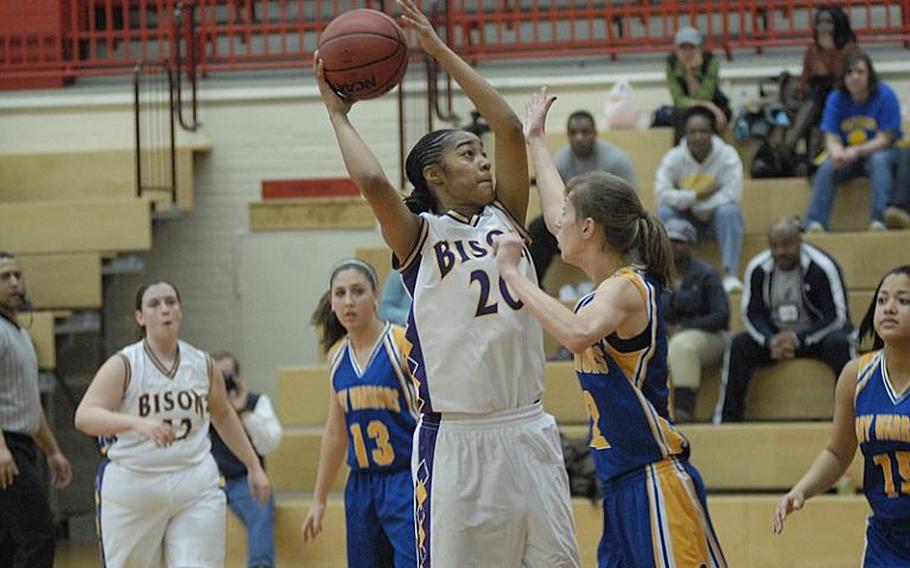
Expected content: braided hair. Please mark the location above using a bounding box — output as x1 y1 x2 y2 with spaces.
404 129 459 215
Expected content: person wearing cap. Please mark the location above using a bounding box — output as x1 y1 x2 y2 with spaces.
661 218 730 422
716 218 853 423
654 105 745 293
666 25 732 144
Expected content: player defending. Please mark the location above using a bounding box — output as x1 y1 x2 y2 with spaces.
493 88 726 567
774 266 910 565
314 2 580 566
75 281 270 567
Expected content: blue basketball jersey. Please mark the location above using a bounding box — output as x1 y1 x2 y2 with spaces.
854 350 910 524
574 268 688 481
330 323 418 472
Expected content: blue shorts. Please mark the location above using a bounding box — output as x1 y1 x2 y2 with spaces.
345 468 416 568
599 457 726 568
864 516 910 567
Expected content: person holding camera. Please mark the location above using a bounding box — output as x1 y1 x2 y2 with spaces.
210 352 282 568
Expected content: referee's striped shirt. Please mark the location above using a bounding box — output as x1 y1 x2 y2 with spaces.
0 312 41 435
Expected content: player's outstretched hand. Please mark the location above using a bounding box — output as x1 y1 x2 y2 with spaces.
302 501 327 542
134 418 176 447
248 465 271 505
523 87 557 141
0 446 19 490
313 53 353 116
397 0 445 56
771 489 805 534
492 233 526 277
47 452 73 489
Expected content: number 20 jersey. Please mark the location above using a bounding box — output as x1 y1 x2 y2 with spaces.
104 339 212 473
398 202 545 415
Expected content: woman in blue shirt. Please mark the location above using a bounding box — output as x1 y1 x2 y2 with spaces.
805 52 901 232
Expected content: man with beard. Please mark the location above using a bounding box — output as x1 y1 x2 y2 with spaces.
655 106 745 293
661 218 730 422
715 218 853 423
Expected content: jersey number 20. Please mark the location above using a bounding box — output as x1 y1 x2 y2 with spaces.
470 270 523 317
350 421 395 468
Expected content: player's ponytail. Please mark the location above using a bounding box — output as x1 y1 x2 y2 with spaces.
566 172 674 288
858 265 910 352
310 258 381 355
404 129 457 215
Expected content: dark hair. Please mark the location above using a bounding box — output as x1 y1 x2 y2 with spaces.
310 259 381 355
683 105 717 132
211 351 239 375
814 6 856 50
133 280 181 339
0 251 14 261
858 265 910 352
566 110 596 129
566 172 674 288
404 129 459 215
839 51 879 97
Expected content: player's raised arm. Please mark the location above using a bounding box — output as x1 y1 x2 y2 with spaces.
398 0 529 223
313 55 421 261
523 87 565 235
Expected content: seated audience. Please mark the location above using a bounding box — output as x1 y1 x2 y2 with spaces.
527 110 637 284
662 218 730 422
884 148 910 229
655 106 745 293
210 352 283 568
666 26 731 144
805 51 901 232
782 6 859 161
716 218 852 423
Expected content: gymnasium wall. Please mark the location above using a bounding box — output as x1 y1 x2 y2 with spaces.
2 57 909 398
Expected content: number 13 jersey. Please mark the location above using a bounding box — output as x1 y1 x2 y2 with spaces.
104 339 213 473
398 203 545 415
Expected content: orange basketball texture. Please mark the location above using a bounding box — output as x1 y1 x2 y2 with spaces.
318 9 409 101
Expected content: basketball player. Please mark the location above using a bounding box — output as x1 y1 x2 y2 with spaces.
314 1 580 565
74 280 270 567
302 259 417 567
773 266 910 565
492 88 727 567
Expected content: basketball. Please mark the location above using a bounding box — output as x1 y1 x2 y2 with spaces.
317 9 409 101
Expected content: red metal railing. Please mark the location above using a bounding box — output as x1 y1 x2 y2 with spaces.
1 0 909 85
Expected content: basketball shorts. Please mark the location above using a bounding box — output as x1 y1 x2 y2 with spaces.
345 468 416 568
864 515 910 567
413 401 580 568
96 455 226 567
598 457 726 568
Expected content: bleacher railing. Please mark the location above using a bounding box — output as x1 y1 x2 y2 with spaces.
1 0 908 83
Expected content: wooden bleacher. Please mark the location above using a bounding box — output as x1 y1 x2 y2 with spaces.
16 253 102 310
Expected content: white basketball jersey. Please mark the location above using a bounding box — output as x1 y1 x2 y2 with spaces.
104 340 212 472
398 202 545 414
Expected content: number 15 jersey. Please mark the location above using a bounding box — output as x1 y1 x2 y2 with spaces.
398 203 545 415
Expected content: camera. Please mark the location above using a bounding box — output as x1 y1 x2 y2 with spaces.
223 371 237 392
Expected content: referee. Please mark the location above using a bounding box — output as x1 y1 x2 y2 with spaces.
0 251 72 567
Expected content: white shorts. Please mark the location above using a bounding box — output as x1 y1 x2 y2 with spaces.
413 402 580 568
97 455 226 567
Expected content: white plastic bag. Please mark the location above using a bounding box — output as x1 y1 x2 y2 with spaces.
602 80 642 130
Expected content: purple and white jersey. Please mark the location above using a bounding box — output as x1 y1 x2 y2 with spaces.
398 201 545 415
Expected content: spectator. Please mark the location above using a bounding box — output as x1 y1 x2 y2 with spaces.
655 106 745 293
661 219 730 422
782 7 859 161
0 251 72 568
884 148 910 229
666 26 732 144
209 352 282 568
716 218 852 423
805 51 901 232
378 271 411 326
527 110 637 285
